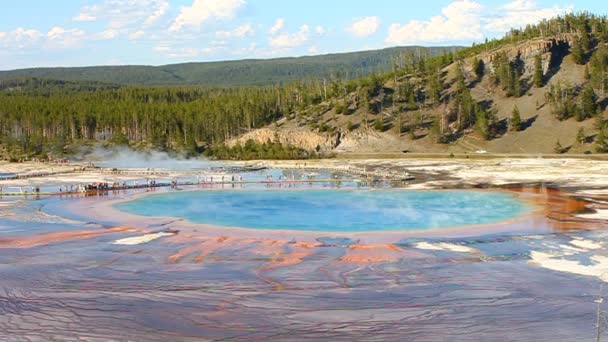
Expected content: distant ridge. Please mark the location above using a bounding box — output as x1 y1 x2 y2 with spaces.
0 46 462 87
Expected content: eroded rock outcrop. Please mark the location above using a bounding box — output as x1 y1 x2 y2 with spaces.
483 34 575 74
227 128 340 151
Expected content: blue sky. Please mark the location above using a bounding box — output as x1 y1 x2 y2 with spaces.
0 0 603 70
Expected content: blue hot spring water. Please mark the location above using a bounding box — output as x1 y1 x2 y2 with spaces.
115 189 531 232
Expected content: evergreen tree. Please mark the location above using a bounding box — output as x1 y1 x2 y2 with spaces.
576 127 587 144
431 115 448 143
475 107 496 140
374 118 384 132
554 139 567 154
346 120 355 132
510 105 522 131
427 68 442 105
580 84 598 121
571 37 586 64
409 126 416 140
492 52 521 97
589 43 608 91
546 82 578 120
595 128 608 153
533 54 544 87
595 114 607 133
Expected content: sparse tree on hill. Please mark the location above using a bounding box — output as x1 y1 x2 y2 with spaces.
576 127 587 144
492 52 521 97
374 118 384 132
589 43 608 93
358 87 370 129
431 114 450 143
346 120 355 132
533 54 544 87
554 139 567 154
475 107 497 140
595 128 608 153
392 55 402 135
571 36 587 65
579 84 598 121
596 114 607 131
510 105 522 131
546 82 578 121
427 68 443 105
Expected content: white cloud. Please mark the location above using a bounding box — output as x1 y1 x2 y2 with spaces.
269 18 285 35
308 45 319 54
144 1 170 27
483 0 572 33
129 30 146 40
169 0 246 32
270 24 310 48
14 27 43 42
315 25 325 35
74 0 170 39
73 13 97 22
347 16 380 37
46 26 86 47
0 27 42 48
385 0 572 46
386 0 483 45
216 23 254 39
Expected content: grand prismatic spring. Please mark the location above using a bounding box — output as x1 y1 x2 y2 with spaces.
1 158 608 341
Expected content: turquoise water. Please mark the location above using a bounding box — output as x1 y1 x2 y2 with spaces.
115 189 531 232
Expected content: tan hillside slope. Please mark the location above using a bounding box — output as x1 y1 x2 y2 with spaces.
229 34 607 155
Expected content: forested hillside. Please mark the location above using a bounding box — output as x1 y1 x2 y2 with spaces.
1 12 608 160
0 46 458 87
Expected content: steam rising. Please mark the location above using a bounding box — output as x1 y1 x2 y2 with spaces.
74 146 221 169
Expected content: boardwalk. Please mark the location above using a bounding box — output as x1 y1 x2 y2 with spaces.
0 177 414 197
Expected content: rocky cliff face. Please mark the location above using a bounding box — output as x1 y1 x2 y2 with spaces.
227 128 340 151
483 34 575 74
227 127 412 153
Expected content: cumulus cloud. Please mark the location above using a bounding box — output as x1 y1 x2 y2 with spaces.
0 27 42 48
74 0 169 39
46 26 86 47
270 24 310 48
315 25 326 35
13 27 43 42
144 1 170 27
483 0 572 33
269 18 285 35
215 23 254 39
385 0 572 46
386 0 482 45
73 13 97 22
169 0 246 32
347 16 380 37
